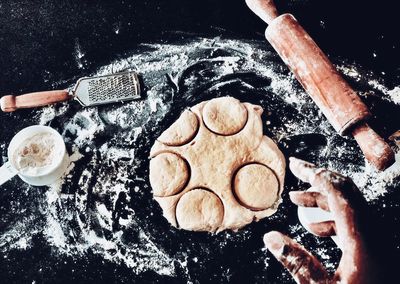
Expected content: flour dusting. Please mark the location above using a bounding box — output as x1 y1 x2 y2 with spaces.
350 150 400 201
387 87 400 105
1 36 399 282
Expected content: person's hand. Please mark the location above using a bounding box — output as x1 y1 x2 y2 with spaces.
263 157 379 284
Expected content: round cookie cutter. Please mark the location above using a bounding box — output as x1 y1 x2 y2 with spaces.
297 190 339 245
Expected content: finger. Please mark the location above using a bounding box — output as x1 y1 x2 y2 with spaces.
289 157 327 187
327 190 361 248
321 176 367 246
308 221 336 237
289 190 330 211
264 231 329 284
289 157 365 243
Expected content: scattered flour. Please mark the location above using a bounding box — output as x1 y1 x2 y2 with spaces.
350 150 400 201
387 87 400 105
1 36 399 282
338 64 400 105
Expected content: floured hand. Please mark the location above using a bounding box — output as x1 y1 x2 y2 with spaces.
264 157 379 284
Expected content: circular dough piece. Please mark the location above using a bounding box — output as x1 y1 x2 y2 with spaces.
149 153 189 197
203 97 247 135
234 164 279 210
176 189 224 232
158 110 199 146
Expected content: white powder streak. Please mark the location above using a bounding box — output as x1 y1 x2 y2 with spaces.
350 150 400 201
387 87 400 105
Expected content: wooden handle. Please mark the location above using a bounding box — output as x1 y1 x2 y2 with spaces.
265 15 371 135
352 123 395 171
0 90 71 112
246 1 394 171
248 2 370 134
245 0 279 24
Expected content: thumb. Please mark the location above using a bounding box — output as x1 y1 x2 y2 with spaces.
264 231 329 284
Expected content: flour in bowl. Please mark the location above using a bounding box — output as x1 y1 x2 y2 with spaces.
12 132 58 176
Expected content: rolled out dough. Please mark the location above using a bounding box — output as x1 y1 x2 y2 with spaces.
149 97 286 232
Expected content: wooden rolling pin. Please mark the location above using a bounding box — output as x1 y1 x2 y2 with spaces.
246 0 395 171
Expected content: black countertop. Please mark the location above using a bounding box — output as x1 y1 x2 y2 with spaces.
0 0 399 94
0 1 399 283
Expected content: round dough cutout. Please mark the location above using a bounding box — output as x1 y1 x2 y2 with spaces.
176 189 224 232
158 110 199 146
203 97 247 135
234 164 279 210
149 153 189 197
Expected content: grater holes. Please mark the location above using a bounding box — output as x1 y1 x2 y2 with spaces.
87 73 138 104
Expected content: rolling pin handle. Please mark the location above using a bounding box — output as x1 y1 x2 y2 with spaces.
352 123 395 171
245 0 279 25
0 90 72 112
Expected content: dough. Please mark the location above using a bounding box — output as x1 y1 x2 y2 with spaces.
149 153 189 197
234 164 279 210
203 97 247 135
149 96 286 232
158 110 199 146
176 189 224 232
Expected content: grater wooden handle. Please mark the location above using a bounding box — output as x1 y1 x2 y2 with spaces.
0 90 71 112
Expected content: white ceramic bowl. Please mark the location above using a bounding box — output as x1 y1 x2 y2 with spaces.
6 125 68 186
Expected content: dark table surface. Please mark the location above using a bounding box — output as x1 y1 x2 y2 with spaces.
0 1 399 283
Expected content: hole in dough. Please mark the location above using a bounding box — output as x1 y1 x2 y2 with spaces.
233 163 279 211
202 97 248 136
176 188 224 232
158 110 199 146
149 152 190 197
